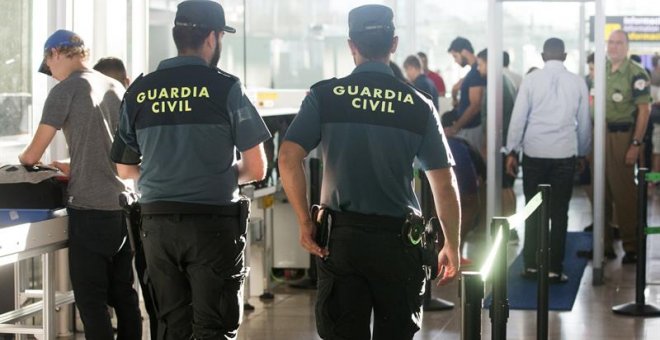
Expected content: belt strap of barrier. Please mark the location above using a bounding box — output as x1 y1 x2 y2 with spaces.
646 226 660 235
506 192 543 229
646 172 660 183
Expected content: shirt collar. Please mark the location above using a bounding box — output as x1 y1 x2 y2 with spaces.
352 61 395 76
543 60 566 70
157 56 209 70
607 57 630 74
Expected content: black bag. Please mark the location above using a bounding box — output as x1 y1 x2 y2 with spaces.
0 165 66 209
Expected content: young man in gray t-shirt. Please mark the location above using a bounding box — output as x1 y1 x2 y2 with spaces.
19 29 141 339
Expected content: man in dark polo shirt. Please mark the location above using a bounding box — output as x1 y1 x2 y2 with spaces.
110 1 270 338
447 37 487 150
403 54 439 110
278 5 460 339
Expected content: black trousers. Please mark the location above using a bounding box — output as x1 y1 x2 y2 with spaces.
521 155 576 273
140 214 247 340
67 208 142 340
316 225 426 340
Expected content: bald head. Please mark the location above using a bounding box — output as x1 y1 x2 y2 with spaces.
542 38 566 62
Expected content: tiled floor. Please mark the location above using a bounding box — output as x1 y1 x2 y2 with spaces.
235 185 660 340
68 183 660 339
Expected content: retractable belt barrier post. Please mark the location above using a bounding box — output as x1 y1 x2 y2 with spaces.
537 184 551 340
460 185 550 340
612 168 660 317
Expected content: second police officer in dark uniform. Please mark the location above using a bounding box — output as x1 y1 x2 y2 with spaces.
111 0 270 338
279 5 461 339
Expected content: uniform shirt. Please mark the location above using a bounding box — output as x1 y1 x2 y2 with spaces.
457 64 487 128
605 58 652 123
112 56 270 206
413 73 439 110
41 69 127 210
284 61 454 217
506 60 592 158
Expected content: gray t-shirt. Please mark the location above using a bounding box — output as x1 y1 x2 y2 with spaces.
40 69 127 210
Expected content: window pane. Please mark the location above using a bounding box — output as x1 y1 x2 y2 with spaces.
0 0 32 165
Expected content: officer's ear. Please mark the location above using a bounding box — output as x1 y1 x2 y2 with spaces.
348 39 358 58
390 36 399 55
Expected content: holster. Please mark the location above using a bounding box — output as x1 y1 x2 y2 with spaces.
118 191 141 253
421 217 441 280
311 205 330 248
238 196 251 236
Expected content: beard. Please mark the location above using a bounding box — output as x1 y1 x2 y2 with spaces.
209 40 221 67
460 56 469 67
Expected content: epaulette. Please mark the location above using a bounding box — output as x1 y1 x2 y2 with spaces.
310 77 337 90
125 73 144 95
214 67 240 82
407 82 433 101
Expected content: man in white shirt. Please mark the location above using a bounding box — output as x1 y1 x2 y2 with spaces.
505 38 591 283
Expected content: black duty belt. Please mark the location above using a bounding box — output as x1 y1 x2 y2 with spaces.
607 122 633 133
330 210 405 233
141 201 241 216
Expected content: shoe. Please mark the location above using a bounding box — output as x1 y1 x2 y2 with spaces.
520 267 537 280
548 272 569 284
622 252 637 264
583 224 593 232
576 249 617 260
509 229 520 243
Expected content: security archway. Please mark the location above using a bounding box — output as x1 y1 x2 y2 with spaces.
486 0 607 285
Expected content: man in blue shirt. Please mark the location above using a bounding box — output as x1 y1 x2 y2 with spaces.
506 38 591 283
111 1 270 338
278 5 460 339
403 54 439 110
447 37 487 150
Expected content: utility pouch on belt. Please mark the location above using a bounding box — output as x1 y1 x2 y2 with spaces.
403 210 425 246
238 196 251 236
311 205 331 248
421 217 441 280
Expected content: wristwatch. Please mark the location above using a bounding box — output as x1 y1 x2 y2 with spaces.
631 138 642 147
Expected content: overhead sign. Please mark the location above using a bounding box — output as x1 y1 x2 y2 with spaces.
590 16 660 42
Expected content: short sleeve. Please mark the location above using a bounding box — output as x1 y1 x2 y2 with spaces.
110 103 142 165
40 84 72 129
468 68 487 88
632 71 652 106
416 110 455 170
227 82 272 152
283 91 322 152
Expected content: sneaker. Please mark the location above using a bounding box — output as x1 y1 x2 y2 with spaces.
548 272 569 284
520 267 537 280
622 251 637 264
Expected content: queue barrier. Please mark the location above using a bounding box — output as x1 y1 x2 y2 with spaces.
612 168 660 317
461 184 552 340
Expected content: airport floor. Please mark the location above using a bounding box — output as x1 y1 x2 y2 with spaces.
69 183 660 339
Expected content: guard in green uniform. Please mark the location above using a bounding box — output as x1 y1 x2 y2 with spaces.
602 29 652 264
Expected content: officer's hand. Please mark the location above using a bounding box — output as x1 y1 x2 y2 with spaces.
576 157 586 174
436 243 459 286
625 146 640 167
444 126 458 138
505 155 518 178
299 220 329 258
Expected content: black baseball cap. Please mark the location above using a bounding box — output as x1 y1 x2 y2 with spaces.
348 5 395 39
38 29 85 76
175 0 236 33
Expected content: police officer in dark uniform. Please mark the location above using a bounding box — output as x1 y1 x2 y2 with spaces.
278 5 461 339
110 1 270 338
